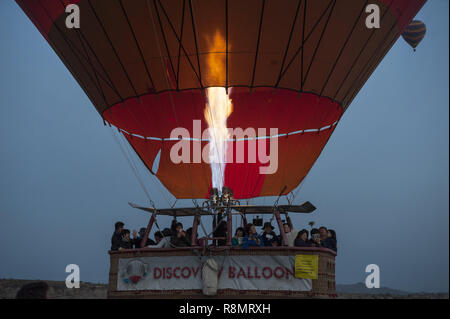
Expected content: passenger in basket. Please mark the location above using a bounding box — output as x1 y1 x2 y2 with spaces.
327 229 337 253
261 222 279 247
119 229 133 250
111 221 124 251
147 229 172 248
294 229 312 247
232 227 245 247
242 224 264 248
319 226 334 250
133 227 156 248
283 222 299 247
309 228 321 247
171 223 191 247
214 220 228 246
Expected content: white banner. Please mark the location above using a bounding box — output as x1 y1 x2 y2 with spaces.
117 255 312 291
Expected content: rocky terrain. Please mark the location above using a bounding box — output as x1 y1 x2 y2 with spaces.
0 279 447 299
0 279 107 299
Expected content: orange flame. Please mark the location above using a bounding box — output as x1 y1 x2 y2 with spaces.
206 30 227 84
204 31 233 191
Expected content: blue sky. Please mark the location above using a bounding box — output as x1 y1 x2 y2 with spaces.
0 1 448 293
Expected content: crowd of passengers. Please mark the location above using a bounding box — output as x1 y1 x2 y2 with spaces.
111 219 337 253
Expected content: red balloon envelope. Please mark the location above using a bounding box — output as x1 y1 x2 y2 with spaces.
17 0 426 199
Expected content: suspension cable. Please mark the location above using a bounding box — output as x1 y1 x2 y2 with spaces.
109 127 154 207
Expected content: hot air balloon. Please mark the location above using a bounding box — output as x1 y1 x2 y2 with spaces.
402 20 426 51
16 0 426 299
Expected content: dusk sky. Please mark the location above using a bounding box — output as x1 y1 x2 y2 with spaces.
0 1 448 293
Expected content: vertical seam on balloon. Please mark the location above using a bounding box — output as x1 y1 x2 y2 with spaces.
274 0 303 88
39 0 110 109
87 0 139 98
157 0 203 89
55 0 109 107
341 2 413 106
186 0 207 197
319 0 369 97
341 0 419 108
54 0 125 105
176 0 186 91
152 0 178 90
54 0 107 106
300 0 307 91
116 0 161 179
277 0 334 84
87 0 157 151
332 0 395 102
188 0 203 89
301 0 336 90
53 0 112 101
250 0 266 89
73 27 108 105
150 0 198 198
118 0 156 91
146 0 192 199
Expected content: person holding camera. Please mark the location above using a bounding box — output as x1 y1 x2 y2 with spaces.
261 222 279 247
171 222 191 247
309 228 321 247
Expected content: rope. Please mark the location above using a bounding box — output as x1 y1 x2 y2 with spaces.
109 128 154 207
146 0 197 199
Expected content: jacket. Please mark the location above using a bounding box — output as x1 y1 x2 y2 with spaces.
261 231 279 247
294 237 312 247
111 231 122 251
133 237 156 249
171 234 191 247
242 234 264 249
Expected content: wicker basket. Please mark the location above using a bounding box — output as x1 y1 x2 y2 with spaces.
108 247 336 299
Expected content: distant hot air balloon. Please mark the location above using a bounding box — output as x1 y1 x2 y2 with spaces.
16 0 426 200
402 20 426 51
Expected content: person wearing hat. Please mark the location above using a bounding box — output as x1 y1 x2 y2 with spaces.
261 222 280 247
